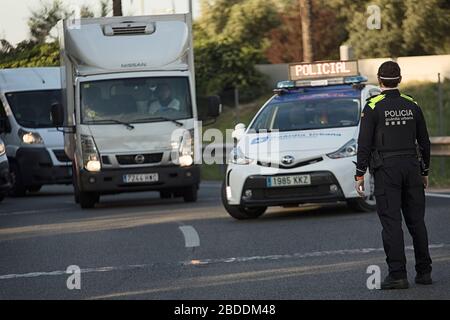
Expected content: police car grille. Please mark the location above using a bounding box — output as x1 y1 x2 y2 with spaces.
116 153 163 165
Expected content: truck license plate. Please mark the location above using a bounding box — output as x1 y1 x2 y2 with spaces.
266 175 311 187
123 173 159 184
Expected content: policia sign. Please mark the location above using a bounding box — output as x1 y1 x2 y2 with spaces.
289 60 359 81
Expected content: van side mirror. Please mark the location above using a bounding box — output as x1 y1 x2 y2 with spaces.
197 96 222 121
0 117 11 134
51 103 64 127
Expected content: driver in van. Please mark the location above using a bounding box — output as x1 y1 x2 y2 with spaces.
148 83 181 115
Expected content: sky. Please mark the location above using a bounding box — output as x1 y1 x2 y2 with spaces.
0 0 201 45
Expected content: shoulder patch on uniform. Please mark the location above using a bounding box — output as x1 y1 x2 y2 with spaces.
368 94 386 109
400 93 418 104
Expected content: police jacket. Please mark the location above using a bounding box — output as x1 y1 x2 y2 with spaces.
356 89 431 177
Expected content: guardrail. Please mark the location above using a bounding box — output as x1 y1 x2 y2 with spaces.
431 137 450 157
202 137 450 160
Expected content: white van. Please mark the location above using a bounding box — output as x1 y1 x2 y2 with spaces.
0 68 72 196
222 61 381 219
53 13 220 208
0 137 11 201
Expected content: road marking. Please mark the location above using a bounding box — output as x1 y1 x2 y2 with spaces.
1 243 448 281
182 243 448 266
426 193 450 199
178 225 200 248
0 208 70 217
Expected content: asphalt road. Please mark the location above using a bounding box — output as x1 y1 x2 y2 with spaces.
0 182 449 300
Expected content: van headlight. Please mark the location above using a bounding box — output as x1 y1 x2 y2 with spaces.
327 139 357 159
230 146 253 165
0 141 5 156
80 135 101 172
18 129 43 145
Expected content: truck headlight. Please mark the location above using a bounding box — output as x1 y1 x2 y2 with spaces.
327 139 357 159
230 146 253 165
0 141 5 156
80 135 101 172
19 129 43 145
172 129 194 167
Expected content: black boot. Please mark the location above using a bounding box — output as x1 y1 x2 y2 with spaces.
380 275 409 290
415 273 432 285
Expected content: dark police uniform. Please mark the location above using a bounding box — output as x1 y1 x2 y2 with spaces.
356 88 432 280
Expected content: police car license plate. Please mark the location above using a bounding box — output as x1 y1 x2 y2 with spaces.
123 173 159 184
266 175 311 187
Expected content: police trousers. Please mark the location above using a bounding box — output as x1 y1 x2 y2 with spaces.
373 156 432 279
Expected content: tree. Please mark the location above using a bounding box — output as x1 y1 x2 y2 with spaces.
299 0 314 62
27 0 67 43
266 0 347 63
113 0 123 16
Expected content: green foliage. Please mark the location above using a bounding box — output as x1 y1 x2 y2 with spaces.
0 42 60 68
328 0 450 58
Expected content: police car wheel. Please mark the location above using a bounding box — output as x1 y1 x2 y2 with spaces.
221 182 266 220
347 198 376 212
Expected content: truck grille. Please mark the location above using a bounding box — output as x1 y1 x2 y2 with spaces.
53 150 71 163
116 153 163 165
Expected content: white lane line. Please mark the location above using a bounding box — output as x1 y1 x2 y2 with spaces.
1 243 448 281
178 225 200 248
426 193 450 199
184 243 449 266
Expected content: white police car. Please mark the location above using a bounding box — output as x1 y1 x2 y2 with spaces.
222 61 381 219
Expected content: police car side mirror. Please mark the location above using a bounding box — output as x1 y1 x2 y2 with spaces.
232 123 246 143
51 103 64 127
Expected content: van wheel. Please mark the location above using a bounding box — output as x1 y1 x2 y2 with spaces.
183 185 198 202
28 185 42 193
79 191 99 209
9 163 27 197
221 182 266 220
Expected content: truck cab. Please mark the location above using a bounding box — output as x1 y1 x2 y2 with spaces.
55 14 220 208
0 68 71 196
223 60 381 219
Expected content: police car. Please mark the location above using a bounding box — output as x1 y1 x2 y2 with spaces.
222 60 382 219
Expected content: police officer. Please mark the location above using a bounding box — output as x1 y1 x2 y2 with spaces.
355 61 432 290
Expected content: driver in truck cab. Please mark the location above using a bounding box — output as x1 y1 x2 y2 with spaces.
148 83 181 114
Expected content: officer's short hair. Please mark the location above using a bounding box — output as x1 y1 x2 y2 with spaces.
377 61 401 88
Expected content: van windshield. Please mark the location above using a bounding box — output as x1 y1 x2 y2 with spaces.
6 90 62 128
80 77 192 125
249 94 361 132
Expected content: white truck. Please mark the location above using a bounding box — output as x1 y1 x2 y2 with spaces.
53 13 220 208
0 67 71 196
223 61 381 219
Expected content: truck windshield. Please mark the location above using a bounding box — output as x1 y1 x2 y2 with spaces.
6 90 62 128
80 77 193 125
249 95 360 132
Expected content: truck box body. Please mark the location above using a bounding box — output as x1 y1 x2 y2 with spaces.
59 13 201 207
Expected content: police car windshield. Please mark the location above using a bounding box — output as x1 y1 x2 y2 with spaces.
6 90 62 128
249 94 360 132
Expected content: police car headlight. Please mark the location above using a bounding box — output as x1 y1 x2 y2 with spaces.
0 141 5 156
230 146 254 165
327 139 357 159
19 129 43 145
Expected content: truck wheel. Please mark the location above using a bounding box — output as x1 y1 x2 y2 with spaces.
79 191 99 209
183 185 198 203
160 191 172 199
9 163 27 197
0 194 4 202
221 182 266 220
28 185 42 193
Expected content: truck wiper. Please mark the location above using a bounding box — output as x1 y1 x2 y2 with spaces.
134 117 183 127
85 119 135 130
